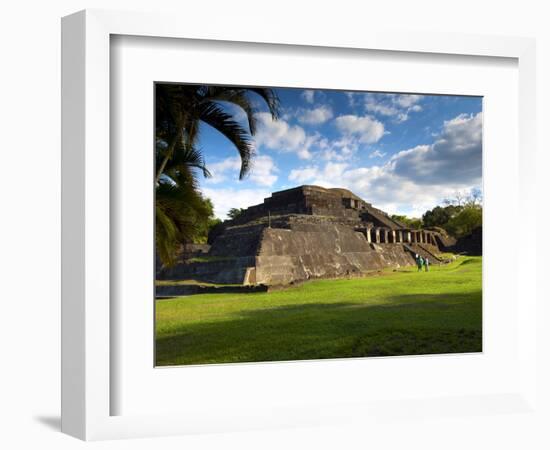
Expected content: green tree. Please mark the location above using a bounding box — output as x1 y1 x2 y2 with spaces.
422 205 462 228
156 169 212 267
194 199 222 244
391 214 423 229
155 84 280 266
227 207 246 220
443 189 482 208
444 206 482 238
440 189 483 237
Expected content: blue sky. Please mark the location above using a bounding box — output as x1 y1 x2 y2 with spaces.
198 87 482 219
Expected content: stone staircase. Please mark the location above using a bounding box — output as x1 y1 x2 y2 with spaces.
362 206 405 229
402 243 448 264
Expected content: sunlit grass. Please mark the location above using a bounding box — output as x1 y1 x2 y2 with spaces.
155 256 482 366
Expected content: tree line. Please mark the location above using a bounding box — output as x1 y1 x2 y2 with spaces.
391 191 482 238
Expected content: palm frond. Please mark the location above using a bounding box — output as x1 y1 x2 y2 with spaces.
247 87 281 121
154 84 282 265
202 87 258 134
159 142 211 179
198 102 255 179
155 173 213 266
155 205 180 267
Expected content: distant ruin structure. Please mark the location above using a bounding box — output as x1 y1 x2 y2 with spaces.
158 185 456 287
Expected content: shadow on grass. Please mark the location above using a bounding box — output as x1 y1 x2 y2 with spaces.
156 292 482 366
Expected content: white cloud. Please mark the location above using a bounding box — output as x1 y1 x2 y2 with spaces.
391 112 482 185
345 92 357 108
301 90 315 104
206 156 242 184
249 155 278 187
363 93 424 123
288 162 349 188
295 135 317 160
338 165 462 216
206 154 278 187
288 166 320 183
255 111 362 162
369 149 387 159
287 112 482 215
393 94 424 108
210 156 241 172
254 112 315 160
334 114 385 143
204 112 481 220
256 107 381 163
297 105 334 125
290 162 476 218
201 187 271 220
308 135 359 162
324 162 349 180
296 148 313 160
365 100 399 117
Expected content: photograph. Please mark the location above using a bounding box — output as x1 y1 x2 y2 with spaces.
154 83 483 366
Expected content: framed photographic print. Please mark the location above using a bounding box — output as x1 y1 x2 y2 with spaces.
62 9 538 441
153 83 484 367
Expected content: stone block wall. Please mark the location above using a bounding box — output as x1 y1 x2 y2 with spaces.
254 224 415 285
228 185 373 225
208 223 264 257
160 185 454 287
158 256 256 284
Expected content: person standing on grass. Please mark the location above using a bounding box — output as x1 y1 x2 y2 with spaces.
425 257 430 272
417 255 424 272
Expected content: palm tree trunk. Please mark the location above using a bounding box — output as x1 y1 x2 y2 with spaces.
155 123 183 185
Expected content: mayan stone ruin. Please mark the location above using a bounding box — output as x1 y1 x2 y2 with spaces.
158 185 456 287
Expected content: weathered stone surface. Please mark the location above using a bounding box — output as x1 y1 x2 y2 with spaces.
158 256 255 284
209 224 264 257
158 185 452 286
253 225 414 285
425 226 457 249
228 185 405 229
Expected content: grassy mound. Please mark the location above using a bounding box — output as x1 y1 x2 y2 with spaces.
155 256 482 366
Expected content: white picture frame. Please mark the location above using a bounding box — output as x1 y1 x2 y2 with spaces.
61 9 538 441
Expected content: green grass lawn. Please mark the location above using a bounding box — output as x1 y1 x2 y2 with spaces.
155 256 482 366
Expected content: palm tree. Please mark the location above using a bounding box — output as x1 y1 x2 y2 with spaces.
156 84 280 183
155 146 212 267
155 84 280 266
